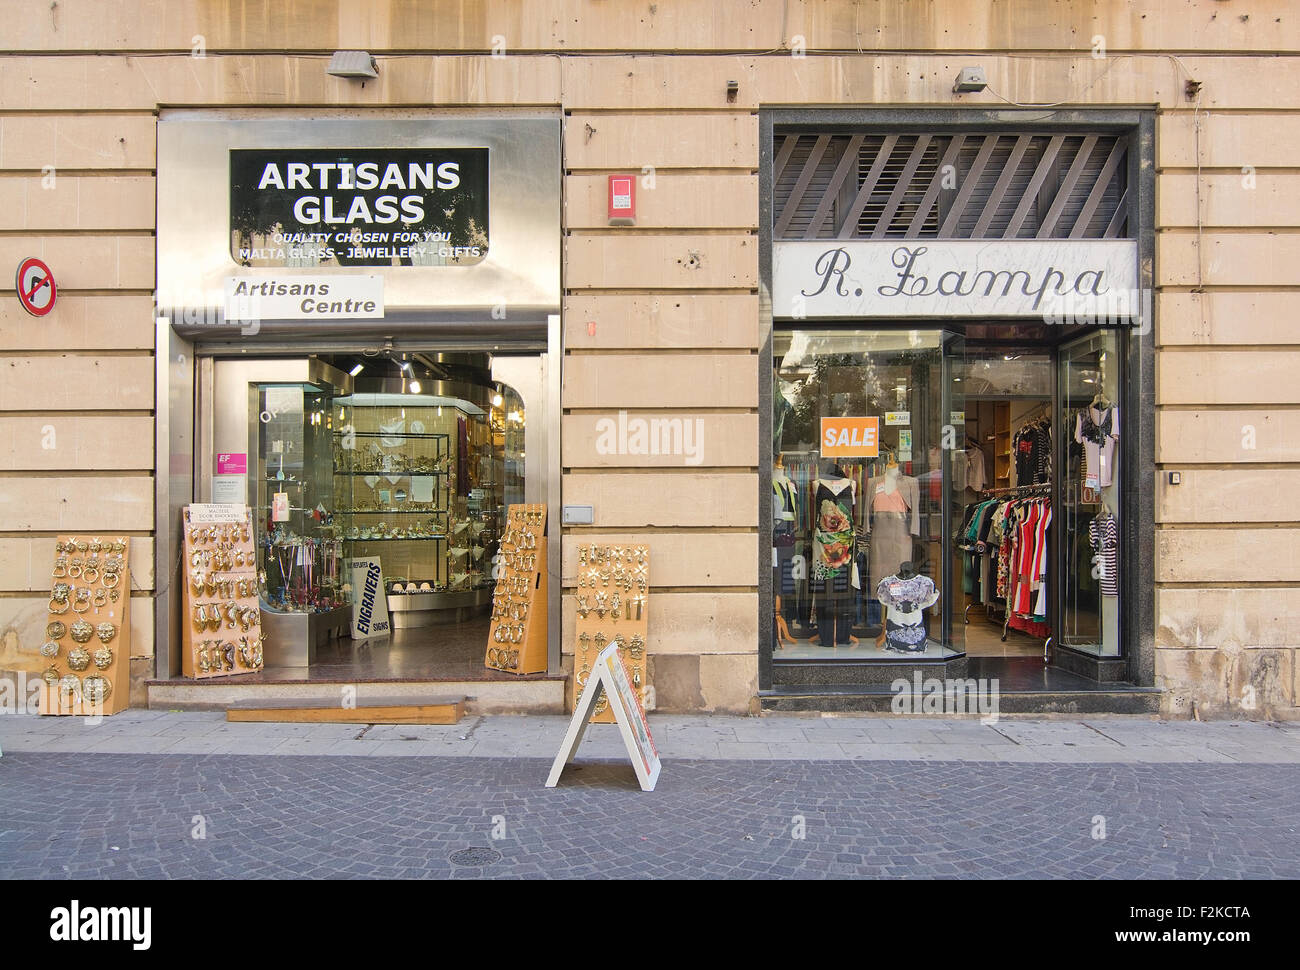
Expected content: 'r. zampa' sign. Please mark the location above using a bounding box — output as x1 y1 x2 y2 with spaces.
774 240 1139 319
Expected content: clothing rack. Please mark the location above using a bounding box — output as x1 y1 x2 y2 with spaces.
961 483 1053 661
1016 401 1052 425
979 482 1051 497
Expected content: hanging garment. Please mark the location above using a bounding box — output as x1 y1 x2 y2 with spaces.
1030 502 1053 621
1013 501 1042 615
875 572 940 654
1089 513 1119 596
773 475 798 547
812 477 856 583
1075 405 1120 489
865 473 920 592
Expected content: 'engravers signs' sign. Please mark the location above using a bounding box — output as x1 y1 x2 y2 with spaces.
230 149 489 268
774 240 1139 320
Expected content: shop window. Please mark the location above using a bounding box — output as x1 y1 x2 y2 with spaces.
773 329 961 659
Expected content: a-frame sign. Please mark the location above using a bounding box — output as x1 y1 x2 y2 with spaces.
546 641 661 792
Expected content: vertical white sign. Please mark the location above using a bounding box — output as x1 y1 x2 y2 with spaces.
348 557 391 640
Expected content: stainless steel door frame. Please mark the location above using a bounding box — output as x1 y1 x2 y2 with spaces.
492 340 560 672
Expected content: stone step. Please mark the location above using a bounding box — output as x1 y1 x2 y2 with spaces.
761 686 1162 715
226 694 466 724
147 677 566 715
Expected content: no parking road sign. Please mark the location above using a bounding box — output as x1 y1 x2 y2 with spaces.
15 257 56 316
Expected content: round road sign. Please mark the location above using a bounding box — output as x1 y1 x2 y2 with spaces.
16 257 56 316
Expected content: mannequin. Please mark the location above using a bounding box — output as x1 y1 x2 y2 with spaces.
864 450 920 611
875 559 940 654
812 461 858 647
773 453 798 647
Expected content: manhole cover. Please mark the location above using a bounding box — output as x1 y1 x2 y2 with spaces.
449 847 502 867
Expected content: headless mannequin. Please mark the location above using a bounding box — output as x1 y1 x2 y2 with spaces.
814 461 859 647
876 559 918 647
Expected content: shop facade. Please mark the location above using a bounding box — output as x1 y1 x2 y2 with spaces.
1 1 1298 720
758 108 1157 711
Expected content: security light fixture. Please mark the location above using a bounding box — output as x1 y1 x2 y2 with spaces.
953 66 988 94
327 50 379 81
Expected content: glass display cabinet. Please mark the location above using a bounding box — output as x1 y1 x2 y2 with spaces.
335 390 502 628
252 382 353 665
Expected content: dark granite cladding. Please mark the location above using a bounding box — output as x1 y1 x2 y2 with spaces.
773 655 968 686
760 688 1161 715
763 656 1159 713
1051 644 1130 683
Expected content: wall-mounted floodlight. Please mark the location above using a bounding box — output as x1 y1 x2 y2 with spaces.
327 50 379 80
952 67 988 94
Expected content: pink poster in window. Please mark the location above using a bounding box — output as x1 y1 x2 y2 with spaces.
217 453 247 474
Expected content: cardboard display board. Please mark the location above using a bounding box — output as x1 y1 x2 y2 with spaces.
180 504 265 679
485 503 548 675
546 641 661 792
40 535 132 716
573 543 649 722
348 557 391 640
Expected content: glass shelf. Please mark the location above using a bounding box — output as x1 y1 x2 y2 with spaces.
344 509 447 515
333 430 450 440
346 535 448 542
331 470 447 477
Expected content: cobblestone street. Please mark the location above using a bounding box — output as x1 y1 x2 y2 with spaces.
2 713 1299 879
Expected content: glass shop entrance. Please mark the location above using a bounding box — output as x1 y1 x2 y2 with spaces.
194 347 547 682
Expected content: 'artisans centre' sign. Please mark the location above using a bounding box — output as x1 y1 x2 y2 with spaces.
230 148 489 268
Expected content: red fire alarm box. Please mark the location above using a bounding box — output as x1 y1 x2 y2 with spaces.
608 175 636 225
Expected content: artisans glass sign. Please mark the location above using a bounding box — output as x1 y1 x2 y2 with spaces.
773 240 1140 321
229 148 489 268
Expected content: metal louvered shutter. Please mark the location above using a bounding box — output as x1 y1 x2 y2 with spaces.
772 127 1131 241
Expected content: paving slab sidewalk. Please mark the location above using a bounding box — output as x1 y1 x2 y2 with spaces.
2 710 1299 763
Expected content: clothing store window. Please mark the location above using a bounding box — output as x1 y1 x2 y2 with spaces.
1058 331 1122 656
772 329 962 660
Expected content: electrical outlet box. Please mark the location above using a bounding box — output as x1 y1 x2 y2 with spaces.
562 505 594 525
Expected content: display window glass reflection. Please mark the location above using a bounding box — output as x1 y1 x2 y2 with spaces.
773 329 959 659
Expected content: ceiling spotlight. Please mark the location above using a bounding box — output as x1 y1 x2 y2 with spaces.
492 393 504 407
327 50 379 80
409 380 422 394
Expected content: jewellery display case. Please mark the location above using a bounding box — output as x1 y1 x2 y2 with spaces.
336 392 503 628
253 382 352 665
41 535 131 716
573 544 650 721
486 504 548 674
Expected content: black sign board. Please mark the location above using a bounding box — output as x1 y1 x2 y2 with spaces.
229 148 489 268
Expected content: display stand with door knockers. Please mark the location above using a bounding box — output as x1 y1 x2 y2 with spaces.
180 504 265 678
486 503 548 674
40 535 132 716
573 543 650 722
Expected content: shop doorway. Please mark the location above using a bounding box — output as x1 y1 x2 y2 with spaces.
197 348 547 682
